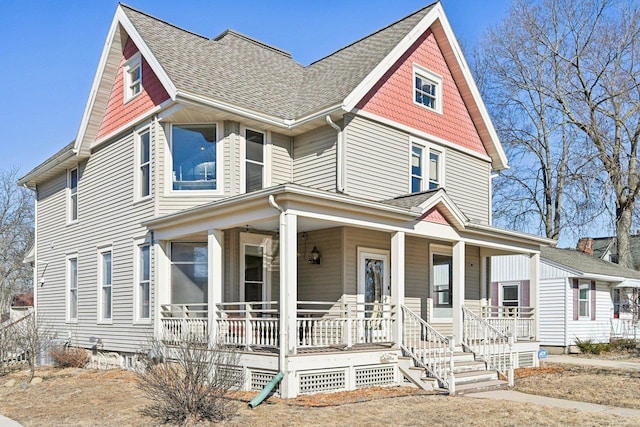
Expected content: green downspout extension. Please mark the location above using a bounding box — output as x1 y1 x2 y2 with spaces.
248 371 284 408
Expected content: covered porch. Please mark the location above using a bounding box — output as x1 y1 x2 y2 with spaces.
147 184 550 397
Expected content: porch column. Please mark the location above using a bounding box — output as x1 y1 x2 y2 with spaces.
452 240 466 343
208 229 224 345
391 231 405 347
529 252 540 341
279 211 297 398
479 249 488 306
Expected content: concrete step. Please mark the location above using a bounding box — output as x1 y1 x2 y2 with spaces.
454 369 499 385
449 360 487 373
453 379 509 395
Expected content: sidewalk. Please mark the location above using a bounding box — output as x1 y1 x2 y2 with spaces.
467 390 640 417
545 354 640 370
0 414 22 427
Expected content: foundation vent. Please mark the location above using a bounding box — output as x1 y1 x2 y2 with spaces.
355 365 395 388
299 370 346 394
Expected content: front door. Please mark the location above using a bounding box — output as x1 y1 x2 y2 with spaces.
358 249 390 339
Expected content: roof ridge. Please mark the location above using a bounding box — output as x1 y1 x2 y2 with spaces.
119 3 209 41
307 1 438 67
213 29 293 59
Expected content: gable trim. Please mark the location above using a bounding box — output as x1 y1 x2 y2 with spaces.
341 3 508 170
74 5 177 156
415 189 467 230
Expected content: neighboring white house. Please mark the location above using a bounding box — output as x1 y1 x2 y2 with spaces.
18 2 552 397
491 247 640 354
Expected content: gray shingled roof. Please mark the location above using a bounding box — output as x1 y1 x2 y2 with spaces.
120 3 436 119
542 247 640 280
381 189 440 209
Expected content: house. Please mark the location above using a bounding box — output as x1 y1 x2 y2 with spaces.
18 2 551 397
491 247 640 354
577 236 640 270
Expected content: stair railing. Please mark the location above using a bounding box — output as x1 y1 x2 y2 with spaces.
462 306 514 387
401 305 454 394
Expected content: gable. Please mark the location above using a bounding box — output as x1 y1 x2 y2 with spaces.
96 37 170 140
420 207 449 225
355 28 486 156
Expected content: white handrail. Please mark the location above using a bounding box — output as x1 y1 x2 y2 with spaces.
401 305 454 393
462 306 513 387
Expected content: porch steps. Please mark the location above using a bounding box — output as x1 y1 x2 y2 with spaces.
400 349 508 395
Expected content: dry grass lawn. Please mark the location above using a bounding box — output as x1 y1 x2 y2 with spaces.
515 363 640 409
1 364 640 426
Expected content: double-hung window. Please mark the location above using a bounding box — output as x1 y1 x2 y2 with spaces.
68 168 78 222
171 124 219 191
413 65 443 113
67 256 78 322
98 249 113 322
411 141 443 193
135 243 151 321
124 53 142 102
244 129 265 193
578 282 590 318
137 129 151 198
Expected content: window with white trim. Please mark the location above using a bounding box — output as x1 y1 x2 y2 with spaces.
137 129 151 198
578 282 590 318
413 66 443 113
244 129 265 193
135 243 151 321
67 256 78 322
68 168 78 222
98 249 113 322
411 141 444 193
124 53 142 102
170 124 219 191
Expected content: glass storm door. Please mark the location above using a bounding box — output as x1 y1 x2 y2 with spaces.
432 253 453 319
240 233 271 305
358 250 390 339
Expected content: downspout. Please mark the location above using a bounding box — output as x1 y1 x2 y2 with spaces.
268 195 289 394
326 116 345 193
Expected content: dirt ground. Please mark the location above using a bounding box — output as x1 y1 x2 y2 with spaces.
1 364 640 426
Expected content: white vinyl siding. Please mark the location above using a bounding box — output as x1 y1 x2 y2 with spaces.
271 132 293 185
35 126 156 353
293 125 336 191
538 278 567 347
344 115 407 200
568 281 612 345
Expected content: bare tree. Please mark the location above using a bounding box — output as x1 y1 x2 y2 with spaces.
0 166 34 315
479 0 640 258
475 0 610 241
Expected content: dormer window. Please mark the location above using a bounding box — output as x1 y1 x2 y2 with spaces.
413 65 443 114
124 53 142 102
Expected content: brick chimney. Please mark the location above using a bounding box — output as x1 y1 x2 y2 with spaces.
577 237 594 255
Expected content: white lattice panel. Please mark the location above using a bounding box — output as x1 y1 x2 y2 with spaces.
355 365 395 388
251 370 279 392
299 370 346 394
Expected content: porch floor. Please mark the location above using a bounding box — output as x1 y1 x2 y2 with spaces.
221 342 395 355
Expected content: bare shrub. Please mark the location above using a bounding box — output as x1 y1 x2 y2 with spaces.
50 346 89 368
136 337 243 425
11 313 54 381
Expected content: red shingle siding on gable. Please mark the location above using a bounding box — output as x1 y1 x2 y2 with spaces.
421 207 449 225
356 29 486 156
97 37 169 140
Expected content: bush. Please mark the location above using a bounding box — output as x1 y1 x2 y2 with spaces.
136 337 243 425
610 338 638 351
574 338 610 354
50 346 89 368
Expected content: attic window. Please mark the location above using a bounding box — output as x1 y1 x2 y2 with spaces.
124 53 142 102
413 65 442 114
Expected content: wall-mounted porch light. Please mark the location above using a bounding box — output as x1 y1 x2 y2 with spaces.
309 246 321 265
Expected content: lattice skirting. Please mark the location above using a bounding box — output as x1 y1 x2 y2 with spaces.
355 365 396 388
251 370 280 394
299 370 346 394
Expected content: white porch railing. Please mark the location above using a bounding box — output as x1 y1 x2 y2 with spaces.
462 306 514 387
216 302 280 349
160 304 209 343
611 318 640 340
401 305 454 393
297 301 395 348
480 306 536 341
160 301 395 350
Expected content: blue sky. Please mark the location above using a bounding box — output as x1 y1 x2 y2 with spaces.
0 0 510 176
